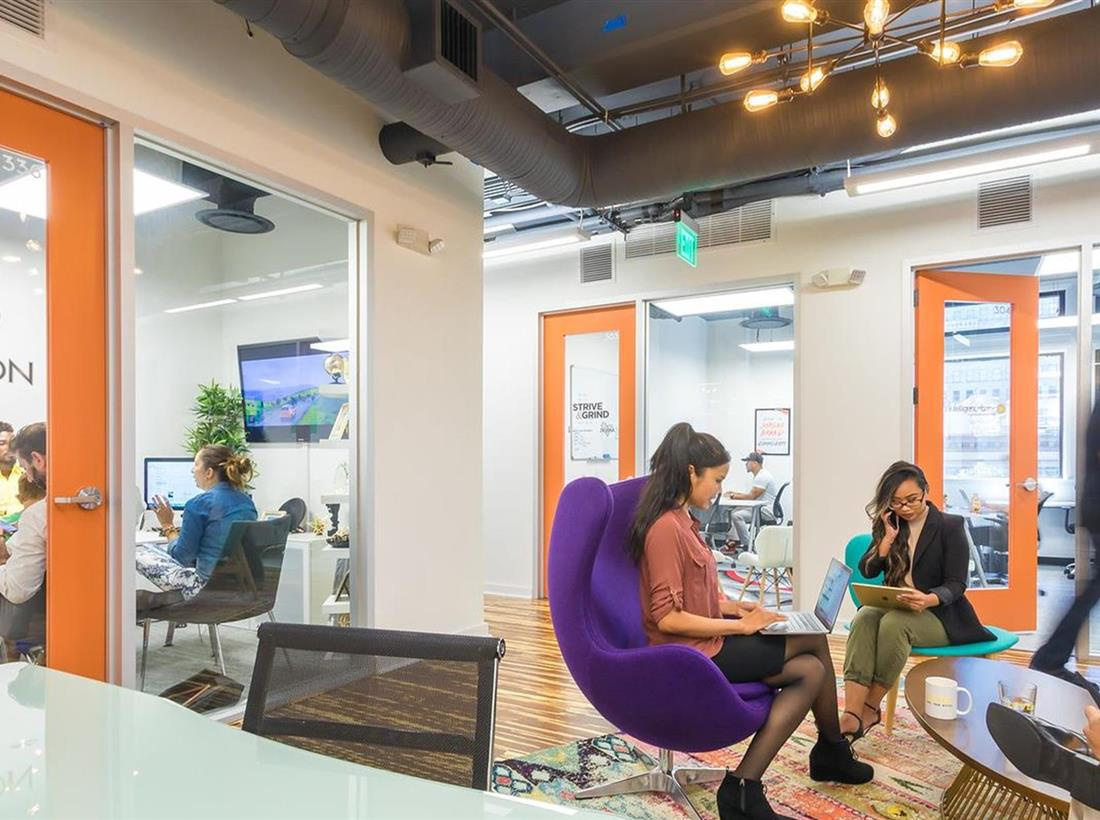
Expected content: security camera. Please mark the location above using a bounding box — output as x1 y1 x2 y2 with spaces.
428 238 445 255
812 267 866 288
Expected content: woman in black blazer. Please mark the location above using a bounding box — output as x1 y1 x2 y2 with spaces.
840 461 994 741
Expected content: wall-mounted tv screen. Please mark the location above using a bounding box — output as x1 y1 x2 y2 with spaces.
238 338 347 443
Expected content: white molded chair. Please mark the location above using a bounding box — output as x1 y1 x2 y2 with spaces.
735 525 793 609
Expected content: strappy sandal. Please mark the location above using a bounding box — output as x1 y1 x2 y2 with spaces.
860 705 883 736
841 710 866 743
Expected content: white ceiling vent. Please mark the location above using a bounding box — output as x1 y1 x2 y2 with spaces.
978 176 1032 229
0 0 44 37
580 243 615 284
624 200 774 260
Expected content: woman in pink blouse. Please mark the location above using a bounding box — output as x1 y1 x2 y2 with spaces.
629 424 872 820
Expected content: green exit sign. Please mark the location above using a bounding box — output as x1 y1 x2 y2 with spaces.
675 214 698 267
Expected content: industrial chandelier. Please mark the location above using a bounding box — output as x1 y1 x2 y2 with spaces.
720 0 1049 138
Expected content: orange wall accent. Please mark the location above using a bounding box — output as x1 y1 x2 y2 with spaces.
0 87 108 678
542 305 636 597
916 270 1038 632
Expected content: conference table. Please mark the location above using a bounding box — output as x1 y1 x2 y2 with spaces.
716 497 769 546
0 662 610 819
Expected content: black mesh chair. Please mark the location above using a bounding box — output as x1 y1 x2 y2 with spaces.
242 622 505 790
277 497 308 532
138 515 292 689
773 482 790 525
0 583 45 662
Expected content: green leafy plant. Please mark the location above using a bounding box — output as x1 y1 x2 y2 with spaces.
183 381 249 456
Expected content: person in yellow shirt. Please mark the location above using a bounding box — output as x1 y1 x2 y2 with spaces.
0 423 23 519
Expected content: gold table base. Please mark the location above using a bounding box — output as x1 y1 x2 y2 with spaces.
942 765 1067 819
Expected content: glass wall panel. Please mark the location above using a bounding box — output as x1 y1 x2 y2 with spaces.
564 330 620 486
0 147 47 662
133 143 355 707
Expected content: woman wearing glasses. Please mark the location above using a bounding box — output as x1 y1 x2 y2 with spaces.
840 461 995 741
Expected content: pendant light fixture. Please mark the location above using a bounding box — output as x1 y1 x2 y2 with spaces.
720 0 1034 139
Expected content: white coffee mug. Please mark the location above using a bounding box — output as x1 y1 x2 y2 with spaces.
925 676 972 720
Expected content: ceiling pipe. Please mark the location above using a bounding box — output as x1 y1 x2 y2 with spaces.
217 0 1100 208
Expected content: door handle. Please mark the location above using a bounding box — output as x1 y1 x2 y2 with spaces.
1017 477 1038 493
53 486 103 510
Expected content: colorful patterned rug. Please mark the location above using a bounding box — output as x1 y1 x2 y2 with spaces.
492 682 958 819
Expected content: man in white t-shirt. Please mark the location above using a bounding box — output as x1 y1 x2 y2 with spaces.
0 423 47 644
725 451 778 546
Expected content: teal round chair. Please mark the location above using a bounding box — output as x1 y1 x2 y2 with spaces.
843 534 1018 734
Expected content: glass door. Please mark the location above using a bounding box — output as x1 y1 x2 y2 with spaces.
542 305 635 596
915 270 1039 632
0 87 109 678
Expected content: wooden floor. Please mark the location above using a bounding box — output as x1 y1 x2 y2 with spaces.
484 594 1092 759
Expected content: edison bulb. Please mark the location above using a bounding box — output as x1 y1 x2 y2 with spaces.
876 110 897 138
927 39 961 65
719 51 754 76
781 0 818 23
799 66 826 92
871 78 890 109
979 40 1023 67
744 89 780 112
863 0 890 36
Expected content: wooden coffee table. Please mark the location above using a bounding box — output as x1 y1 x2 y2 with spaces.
905 656 1093 819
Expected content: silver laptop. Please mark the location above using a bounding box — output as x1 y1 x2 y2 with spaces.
762 558 852 635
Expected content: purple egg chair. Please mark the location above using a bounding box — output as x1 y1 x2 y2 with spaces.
548 476 775 819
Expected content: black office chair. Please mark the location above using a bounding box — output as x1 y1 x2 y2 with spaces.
772 482 790 525
138 515 292 690
242 622 505 790
0 582 45 663
278 497 308 532
694 500 732 549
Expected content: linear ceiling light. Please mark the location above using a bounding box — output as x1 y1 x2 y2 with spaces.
0 168 206 220
164 298 237 314
133 169 205 215
847 142 1092 195
1038 314 1100 330
652 287 795 318
1036 250 1080 277
482 228 590 260
310 338 351 353
483 222 515 236
238 283 324 301
740 340 795 352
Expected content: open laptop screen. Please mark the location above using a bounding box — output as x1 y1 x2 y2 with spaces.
814 558 853 629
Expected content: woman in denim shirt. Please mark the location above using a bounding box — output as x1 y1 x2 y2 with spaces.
137 445 257 600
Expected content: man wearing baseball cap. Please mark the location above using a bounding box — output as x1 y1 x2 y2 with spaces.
725 451 779 546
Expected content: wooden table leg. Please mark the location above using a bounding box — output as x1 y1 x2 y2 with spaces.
942 764 1066 819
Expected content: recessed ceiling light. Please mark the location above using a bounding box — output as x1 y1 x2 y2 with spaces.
164 298 237 314
238 283 324 301
134 267 144 275
28 268 39 277
2 255 20 263
25 239 40 252
739 340 795 353
653 287 795 318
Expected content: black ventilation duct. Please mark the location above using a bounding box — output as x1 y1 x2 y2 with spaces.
217 0 1100 209
182 164 275 234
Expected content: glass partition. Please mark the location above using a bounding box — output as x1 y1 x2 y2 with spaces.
133 142 356 707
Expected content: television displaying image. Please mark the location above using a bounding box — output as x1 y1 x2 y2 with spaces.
238 338 347 443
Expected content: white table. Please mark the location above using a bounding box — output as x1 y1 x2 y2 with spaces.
716 497 769 546
0 663 610 819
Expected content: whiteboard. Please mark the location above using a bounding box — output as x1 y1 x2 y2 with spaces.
569 365 618 461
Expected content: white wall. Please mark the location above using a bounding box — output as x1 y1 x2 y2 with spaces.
1 0 485 636
483 153 1100 618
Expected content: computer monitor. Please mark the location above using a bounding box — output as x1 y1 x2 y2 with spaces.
144 457 202 511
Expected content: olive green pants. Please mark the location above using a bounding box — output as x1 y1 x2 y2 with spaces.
843 606 949 687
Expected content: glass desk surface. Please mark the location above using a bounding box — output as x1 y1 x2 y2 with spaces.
0 663 614 819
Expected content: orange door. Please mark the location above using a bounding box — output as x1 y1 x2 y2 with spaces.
542 305 636 596
915 270 1038 631
0 87 108 677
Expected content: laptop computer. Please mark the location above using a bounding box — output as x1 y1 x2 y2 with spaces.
761 557 852 635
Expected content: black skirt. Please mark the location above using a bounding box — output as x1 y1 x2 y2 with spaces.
710 633 787 683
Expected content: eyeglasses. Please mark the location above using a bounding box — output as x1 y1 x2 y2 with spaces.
889 493 925 510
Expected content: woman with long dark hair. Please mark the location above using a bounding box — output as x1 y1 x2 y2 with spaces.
840 461 994 742
632 423 872 820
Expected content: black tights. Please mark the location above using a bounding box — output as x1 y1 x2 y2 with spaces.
731 633 842 781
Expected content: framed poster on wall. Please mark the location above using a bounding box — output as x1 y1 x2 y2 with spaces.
755 408 790 456
568 365 619 461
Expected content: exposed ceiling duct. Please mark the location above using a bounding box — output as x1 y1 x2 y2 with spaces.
218 0 1100 209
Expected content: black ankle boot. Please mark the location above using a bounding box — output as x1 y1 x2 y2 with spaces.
716 773 793 820
809 736 875 784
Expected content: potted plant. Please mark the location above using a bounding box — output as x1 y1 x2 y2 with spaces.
183 380 250 457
